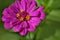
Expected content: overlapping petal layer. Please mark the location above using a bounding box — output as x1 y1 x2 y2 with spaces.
2 0 45 36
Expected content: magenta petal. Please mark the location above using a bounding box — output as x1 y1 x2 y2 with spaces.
25 0 30 3
2 16 7 22
29 6 45 20
14 1 21 9
2 8 15 18
20 21 28 28
2 8 7 15
19 29 28 36
29 10 39 16
2 8 10 17
8 8 16 17
28 17 41 32
36 6 45 20
4 22 12 30
26 0 32 10
40 12 45 20
28 24 36 32
28 17 41 27
15 1 23 10
21 0 26 10
25 0 35 2
2 0 45 36
13 25 21 32
29 6 44 16
19 21 28 35
37 6 44 11
2 16 12 22
2 16 9 22
9 4 19 13
27 1 37 13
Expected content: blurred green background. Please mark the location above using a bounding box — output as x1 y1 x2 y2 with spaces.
0 0 60 40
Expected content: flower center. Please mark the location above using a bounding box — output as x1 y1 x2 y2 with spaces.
16 9 30 21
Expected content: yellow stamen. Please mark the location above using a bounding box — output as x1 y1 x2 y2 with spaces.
16 13 20 17
26 15 30 20
20 9 24 12
19 17 24 21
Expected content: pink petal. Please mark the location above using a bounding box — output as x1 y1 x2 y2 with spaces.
37 6 44 11
35 6 45 20
2 16 12 22
19 29 28 36
25 0 35 2
28 24 36 32
21 0 26 11
27 1 37 13
29 6 45 20
4 22 13 30
2 7 16 19
29 10 39 16
19 21 28 36
8 8 17 17
9 3 19 13
20 21 28 28
40 12 45 20
29 6 44 16
28 17 41 32
28 17 41 27
15 1 23 10
25 0 30 3
13 25 21 32
2 16 7 22
2 8 10 17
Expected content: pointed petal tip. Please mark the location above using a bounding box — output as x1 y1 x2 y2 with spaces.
13 26 20 32
4 22 12 30
19 29 28 36
39 6 44 11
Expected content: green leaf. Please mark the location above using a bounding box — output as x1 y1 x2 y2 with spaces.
34 10 60 40
0 27 20 40
50 0 60 9
0 22 27 40
36 0 45 6
35 20 60 40
26 32 35 40
47 10 60 22
44 30 60 40
0 0 14 10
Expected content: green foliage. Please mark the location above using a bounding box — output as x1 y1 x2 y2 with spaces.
0 0 60 40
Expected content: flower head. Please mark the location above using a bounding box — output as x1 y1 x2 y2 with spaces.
2 0 45 36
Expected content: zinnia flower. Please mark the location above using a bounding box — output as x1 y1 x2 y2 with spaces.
2 0 45 36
